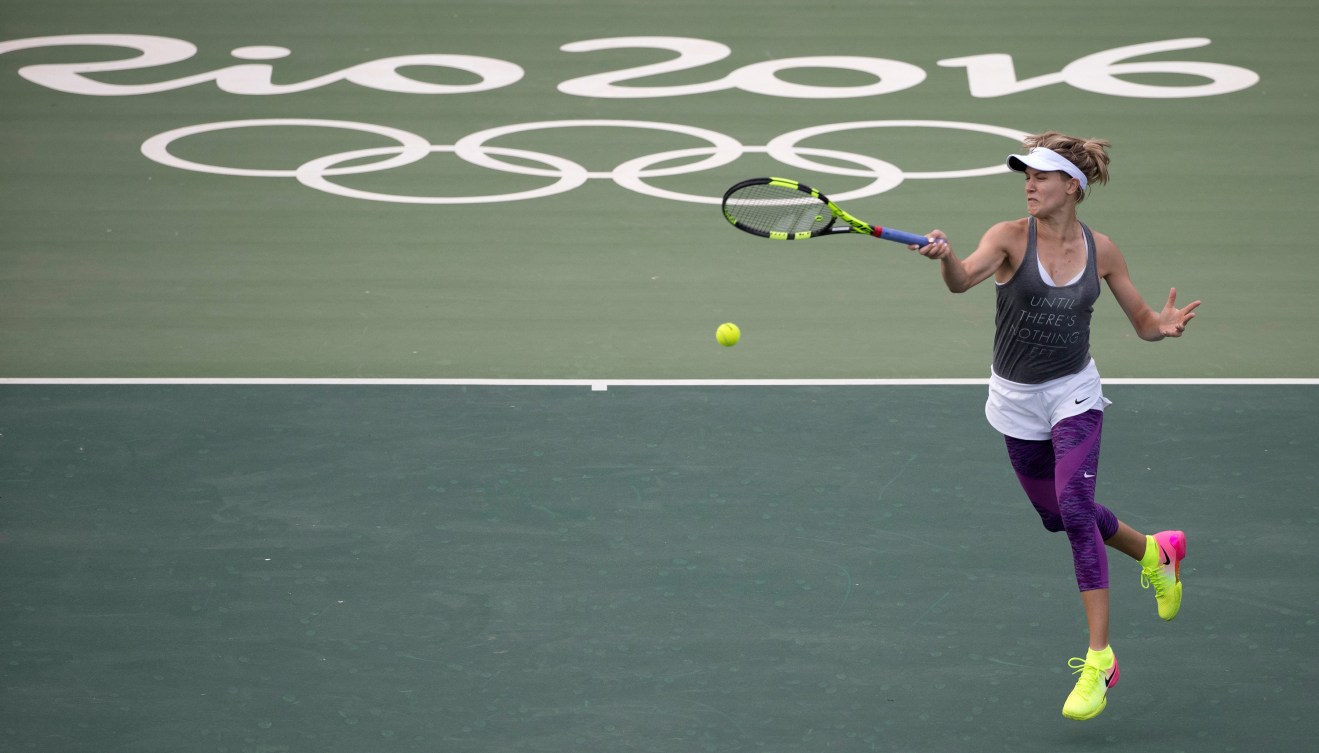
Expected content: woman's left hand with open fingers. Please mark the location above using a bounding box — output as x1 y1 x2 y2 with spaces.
1158 287 1201 337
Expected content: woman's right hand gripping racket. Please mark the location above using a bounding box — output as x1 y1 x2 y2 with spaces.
721 177 935 247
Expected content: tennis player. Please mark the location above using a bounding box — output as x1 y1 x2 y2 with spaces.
912 131 1198 720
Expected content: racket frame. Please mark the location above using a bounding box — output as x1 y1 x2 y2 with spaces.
721 177 930 246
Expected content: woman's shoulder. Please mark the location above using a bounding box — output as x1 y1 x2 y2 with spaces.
984 218 1031 246
1082 223 1118 253
1082 224 1128 277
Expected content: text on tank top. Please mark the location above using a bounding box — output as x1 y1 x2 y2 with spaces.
992 217 1101 383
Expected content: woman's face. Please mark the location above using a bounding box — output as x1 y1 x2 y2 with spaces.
1023 167 1079 216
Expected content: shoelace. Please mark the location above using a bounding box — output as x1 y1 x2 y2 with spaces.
1141 565 1169 597
1068 657 1106 700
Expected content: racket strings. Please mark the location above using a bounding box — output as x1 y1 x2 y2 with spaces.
723 184 832 236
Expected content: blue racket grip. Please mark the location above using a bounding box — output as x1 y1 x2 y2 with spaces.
874 226 936 246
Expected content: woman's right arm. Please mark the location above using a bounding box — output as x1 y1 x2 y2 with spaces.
914 222 1013 294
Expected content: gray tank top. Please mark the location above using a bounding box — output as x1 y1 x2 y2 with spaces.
992 217 1101 383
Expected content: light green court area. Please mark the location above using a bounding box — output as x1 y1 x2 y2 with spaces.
2 0 1318 378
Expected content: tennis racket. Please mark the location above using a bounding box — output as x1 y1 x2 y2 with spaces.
721 177 932 246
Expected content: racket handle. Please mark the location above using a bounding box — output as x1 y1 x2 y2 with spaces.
873 226 934 246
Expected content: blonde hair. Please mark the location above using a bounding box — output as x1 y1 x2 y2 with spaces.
1022 131 1111 203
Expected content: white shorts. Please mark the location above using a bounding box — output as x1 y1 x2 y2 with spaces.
985 359 1112 441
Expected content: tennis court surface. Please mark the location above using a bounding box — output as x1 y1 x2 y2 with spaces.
2 1 1316 751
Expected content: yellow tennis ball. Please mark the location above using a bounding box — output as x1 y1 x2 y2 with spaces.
716 322 740 347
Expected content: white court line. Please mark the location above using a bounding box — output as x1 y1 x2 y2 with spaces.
1 377 1317 388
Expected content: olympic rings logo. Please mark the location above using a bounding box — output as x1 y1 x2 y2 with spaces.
140 118 1030 205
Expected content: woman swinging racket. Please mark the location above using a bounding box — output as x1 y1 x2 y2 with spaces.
913 131 1198 720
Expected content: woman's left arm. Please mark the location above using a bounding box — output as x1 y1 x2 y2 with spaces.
1097 233 1201 341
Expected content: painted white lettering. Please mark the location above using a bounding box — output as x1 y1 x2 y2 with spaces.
728 56 925 99
1 34 201 95
559 37 925 99
0 34 524 96
1 34 1259 100
557 37 732 98
340 55 524 95
940 38 1258 99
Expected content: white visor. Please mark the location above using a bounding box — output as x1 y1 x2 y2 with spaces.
1006 147 1088 190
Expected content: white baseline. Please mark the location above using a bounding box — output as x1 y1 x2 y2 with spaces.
2 378 1316 390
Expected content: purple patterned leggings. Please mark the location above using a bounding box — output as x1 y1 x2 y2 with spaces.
1004 409 1119 592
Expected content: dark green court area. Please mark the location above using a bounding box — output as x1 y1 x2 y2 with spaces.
2 385 1315 752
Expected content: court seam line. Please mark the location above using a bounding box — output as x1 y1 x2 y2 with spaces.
2 378 1317 388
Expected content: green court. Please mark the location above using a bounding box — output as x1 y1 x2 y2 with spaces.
2 1 1317 751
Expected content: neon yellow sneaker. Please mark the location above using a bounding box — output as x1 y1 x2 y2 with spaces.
1141 530 1187 621
1062 646 1119 721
